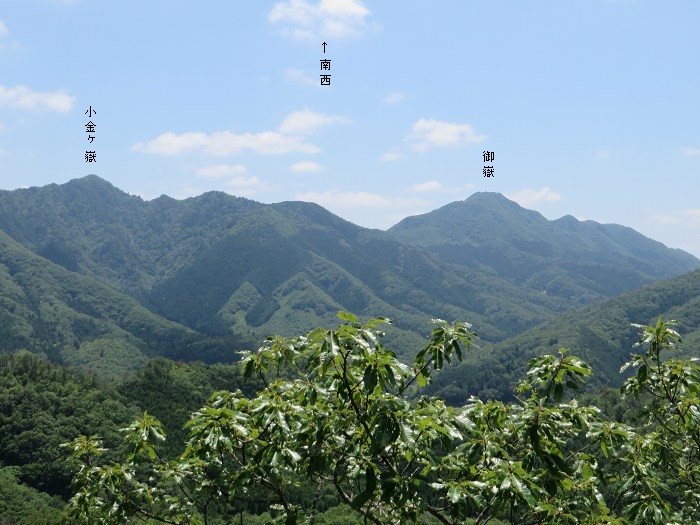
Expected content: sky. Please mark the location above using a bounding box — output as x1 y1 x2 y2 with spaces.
1 0 699 257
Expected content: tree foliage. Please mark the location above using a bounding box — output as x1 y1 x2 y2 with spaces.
64 315 700 524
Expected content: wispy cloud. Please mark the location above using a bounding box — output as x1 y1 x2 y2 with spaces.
291 160 323 173
383 91 405 104
296 189 428 210
0 84 74 112
681 147 700 157
408 118 486 152
0 147 6 157
596 149 611 160
296 189 431 229
133 130 320 157
506 187 562 207
226 175 263 196
379 151 402 162
0 21 19 52
196 164 247 177
297 189 387 208
649 208 700 226
410 180 442 193
134 110 346 157
278 108 350 135
269 0 373 41
284 67 317 87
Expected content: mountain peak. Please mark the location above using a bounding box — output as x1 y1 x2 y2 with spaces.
388 191 547 246
388 193 699 301
464 191 513 203
67 174 120 191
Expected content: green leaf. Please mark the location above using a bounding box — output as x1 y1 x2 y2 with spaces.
638 363 648 383
363 365 378 393
337 311 358 323
447 486 461 504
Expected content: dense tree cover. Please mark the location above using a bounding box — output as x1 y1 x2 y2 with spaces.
4 176 697 366
117 358 263 458
0 350 265 523
0 351 137 498
0 230 254 375
0 467 67 525
428 268 700 402
64 314 699 524
389 192 699 303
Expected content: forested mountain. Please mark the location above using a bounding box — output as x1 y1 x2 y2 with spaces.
1 176 700 523
1 176 696 368
0 229 245 376
390 192 698 306
428 267 700 404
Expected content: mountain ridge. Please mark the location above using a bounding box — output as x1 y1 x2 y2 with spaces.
389 191 698 305
427 267 700 404
1 176 697 372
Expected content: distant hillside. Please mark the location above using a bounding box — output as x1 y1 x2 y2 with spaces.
0 230 241 376
0 175 263 296
389 192 699 307
147 197 571 337
0 177 562 351
427 267 700 404
1 177 697 367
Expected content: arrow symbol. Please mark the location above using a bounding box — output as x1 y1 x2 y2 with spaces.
322 42 327 53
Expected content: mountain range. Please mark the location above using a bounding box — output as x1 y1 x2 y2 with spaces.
0 175 697 376
427 266 700 403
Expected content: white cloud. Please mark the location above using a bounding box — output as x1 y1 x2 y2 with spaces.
134 111 345 158
196 164 247 178
269 0 372 40
0 84 74 112
383 91 405 104
0 20 8 36
298 189 386 207
296 189 431 229
278 109 350 135
648 213 677 225
226 175 262 190
133 130 320 156
291 160 323 173
648 208 700 227
284 67 316 86
411 180 442 193
681 147 700 157
408 118 486 152
0 147 6 157
134 132 207 155
379 151 402 162
296 189 428 210
596 149 611 160
506 187 562 208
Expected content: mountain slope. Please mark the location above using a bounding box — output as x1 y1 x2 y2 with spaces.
147 200 564 347
0 175 263 296
389 192 699 306
1 177 697 363
427 267 700 404
0 229 235 375
0 178 567 348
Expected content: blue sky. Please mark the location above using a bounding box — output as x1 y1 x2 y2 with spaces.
1 0 699 256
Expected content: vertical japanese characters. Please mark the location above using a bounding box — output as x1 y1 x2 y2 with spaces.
321 42 331 86
85 106 97 163
483 150 494 178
